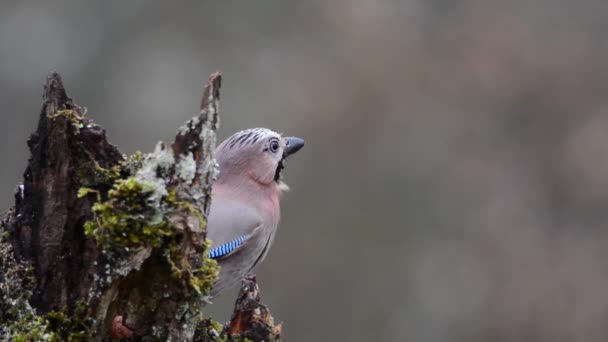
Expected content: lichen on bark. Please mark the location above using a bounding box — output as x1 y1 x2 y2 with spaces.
0 72 281 341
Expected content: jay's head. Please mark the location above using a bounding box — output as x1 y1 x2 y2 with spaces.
216 128 304 187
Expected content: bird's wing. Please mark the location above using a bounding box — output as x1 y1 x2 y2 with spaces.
206 196 263 260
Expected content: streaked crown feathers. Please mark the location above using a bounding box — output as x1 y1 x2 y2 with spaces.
219 128 281 151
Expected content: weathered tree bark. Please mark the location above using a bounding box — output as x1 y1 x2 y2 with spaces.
0 73 281 341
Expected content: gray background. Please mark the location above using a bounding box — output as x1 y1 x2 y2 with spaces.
2 1 608 341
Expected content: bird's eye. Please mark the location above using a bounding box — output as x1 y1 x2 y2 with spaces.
269 139 280 153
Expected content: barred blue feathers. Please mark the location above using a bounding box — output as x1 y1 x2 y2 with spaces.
209 235 248 259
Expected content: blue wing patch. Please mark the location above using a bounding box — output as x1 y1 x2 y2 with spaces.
209 235 248 259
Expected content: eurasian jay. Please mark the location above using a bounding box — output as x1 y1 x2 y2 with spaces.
206 128 304 296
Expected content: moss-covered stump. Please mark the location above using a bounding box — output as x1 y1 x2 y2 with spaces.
0 72 279 341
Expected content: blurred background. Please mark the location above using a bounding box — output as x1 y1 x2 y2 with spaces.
2 1 608 341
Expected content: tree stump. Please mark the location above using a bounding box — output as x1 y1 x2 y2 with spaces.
0 73 281 341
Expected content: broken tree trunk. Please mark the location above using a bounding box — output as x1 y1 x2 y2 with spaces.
0 73 281 341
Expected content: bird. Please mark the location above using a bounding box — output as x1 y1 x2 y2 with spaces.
205 127 304 297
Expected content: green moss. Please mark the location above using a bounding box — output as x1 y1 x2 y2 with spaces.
194 319 227 342
164 189 206 227
208 320 223 333
70 140 125 190
77 188 99 200
1 238 91 341
48 109 84 134
190 240 219 296
79 146 219 335
0 241 35 328
84 177 172 249
44 302 91 341
123 150 144 175
46 108 102 187
164 236 219 297
10 314 50 342
83 172 218 295
8 301 91 342
93 163 121 182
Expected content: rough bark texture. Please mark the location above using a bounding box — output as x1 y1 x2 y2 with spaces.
10 73 123 313
0 73 281 341
223 275 282 341
195 275 282 342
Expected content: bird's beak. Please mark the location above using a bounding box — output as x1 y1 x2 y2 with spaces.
284 137 305 157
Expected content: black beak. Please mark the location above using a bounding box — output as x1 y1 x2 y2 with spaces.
284 137 305 157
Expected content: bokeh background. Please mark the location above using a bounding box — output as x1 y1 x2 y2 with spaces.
2 1 608 341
